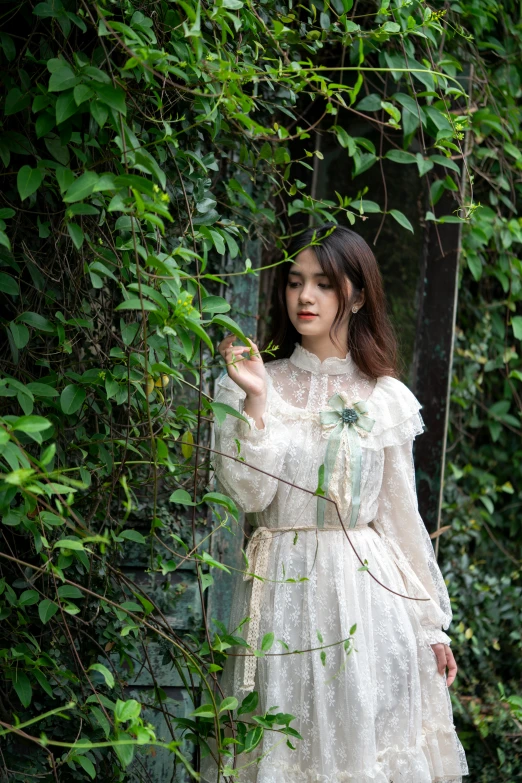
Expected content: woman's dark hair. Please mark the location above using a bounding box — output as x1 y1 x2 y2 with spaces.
264 223 399 380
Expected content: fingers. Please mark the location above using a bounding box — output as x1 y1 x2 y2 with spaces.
432 643 446 676
246 338 262 363
218 333 236 358
431 643 458 687
445 646 458 687
218 335 262 368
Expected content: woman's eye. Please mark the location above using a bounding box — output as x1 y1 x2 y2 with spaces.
318 283 332 289
288 282 300 288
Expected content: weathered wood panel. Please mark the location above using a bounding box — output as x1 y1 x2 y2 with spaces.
207 237 261 631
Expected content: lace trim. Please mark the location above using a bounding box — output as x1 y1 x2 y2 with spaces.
423 626 452 646
289 343 358 376
229 723 468 783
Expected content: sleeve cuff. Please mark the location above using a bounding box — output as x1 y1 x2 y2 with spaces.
422 625 452 646
237 410 271 442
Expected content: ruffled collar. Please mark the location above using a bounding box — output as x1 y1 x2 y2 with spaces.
289 343 357 376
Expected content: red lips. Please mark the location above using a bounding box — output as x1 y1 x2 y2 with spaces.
297 311 318 320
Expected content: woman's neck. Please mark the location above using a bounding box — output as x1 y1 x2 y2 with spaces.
301 334 348 362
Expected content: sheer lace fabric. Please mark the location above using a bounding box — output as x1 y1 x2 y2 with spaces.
201 344 468 783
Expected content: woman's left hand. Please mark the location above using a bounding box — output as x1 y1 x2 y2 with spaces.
431 643 457 686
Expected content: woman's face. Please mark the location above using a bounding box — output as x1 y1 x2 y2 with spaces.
285 249 352 342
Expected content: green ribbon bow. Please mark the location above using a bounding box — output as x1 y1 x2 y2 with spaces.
317 394 376 529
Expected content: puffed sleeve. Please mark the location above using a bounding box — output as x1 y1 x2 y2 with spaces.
369 378 453 647
211 373 290 513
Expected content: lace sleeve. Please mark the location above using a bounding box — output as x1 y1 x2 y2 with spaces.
372 436 453 647
211 374 290 513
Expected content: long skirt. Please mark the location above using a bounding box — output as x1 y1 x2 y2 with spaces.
200 526 469 783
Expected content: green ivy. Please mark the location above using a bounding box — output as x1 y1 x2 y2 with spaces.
0 0 520 780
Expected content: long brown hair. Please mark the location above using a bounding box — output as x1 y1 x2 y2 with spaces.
264 224 399 380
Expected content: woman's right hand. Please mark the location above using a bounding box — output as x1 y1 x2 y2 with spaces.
218 334 267 400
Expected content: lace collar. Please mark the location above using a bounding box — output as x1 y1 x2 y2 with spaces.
289 343 357 376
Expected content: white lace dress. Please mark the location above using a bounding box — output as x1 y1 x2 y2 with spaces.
201 344 469 783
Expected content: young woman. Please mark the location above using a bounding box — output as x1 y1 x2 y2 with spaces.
201 225 469 782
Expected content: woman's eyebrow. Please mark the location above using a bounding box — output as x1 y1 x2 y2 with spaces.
288 270 329 278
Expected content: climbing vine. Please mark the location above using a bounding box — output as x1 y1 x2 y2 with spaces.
0 0 520 781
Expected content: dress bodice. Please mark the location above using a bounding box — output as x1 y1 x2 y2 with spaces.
211 344 453 644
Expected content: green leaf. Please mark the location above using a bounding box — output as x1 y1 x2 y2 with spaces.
76 756 96 780
35 112 56 139
210 314 249 345
115 698 141 723
45 136 69 165
95 84 127 115
90 705 110 737
261 632 274 652
416 153 434 177
17 166 44 201
60 384 86 415
429 155 461 174
190 704 216 718
56 166 75 194
63 172 100 203
113 734 134 767
67 222 84 249
0 231 11 251
57 585 84 599
0 272 19 296
53 539 85 550
201 295 230 314
511 316 522 340
202 491 239 521
74 84 94 106
88 663 115 688
17 311 54 332
4 87 31 115
12 415 52 433
38 598 58 624
219 696 238 712
90 101 108 128
19 589 39 606
169 488 195 505
201 573 213 592
389 209 414 233
356 94 382 112
184 318 215 354
382 21 400 32
12 671 32 708
209 401 249 426
114 298 158 312
33 669 54 698
26 382 59 397
56 91 77 125
237 691 258 716
49 65 78 92
385 149 416 164
120 529 147 544
0 33 16 62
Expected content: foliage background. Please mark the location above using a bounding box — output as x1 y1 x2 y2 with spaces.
0 0 521 781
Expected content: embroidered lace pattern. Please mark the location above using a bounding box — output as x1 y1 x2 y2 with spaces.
201 343 468 783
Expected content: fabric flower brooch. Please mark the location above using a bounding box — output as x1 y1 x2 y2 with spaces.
317 392 375 528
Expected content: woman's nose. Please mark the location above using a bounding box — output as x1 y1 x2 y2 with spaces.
299 282 315 303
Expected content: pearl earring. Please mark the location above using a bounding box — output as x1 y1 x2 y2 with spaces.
352 307 358 313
